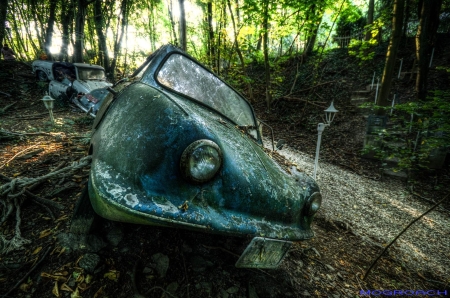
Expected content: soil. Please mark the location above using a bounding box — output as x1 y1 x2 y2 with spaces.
0 49 449 298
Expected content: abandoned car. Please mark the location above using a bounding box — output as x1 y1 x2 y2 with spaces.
80 45 322 268
32 60 112 115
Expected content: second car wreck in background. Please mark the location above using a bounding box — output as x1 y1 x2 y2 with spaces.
69 45 323 269
32 60 112 116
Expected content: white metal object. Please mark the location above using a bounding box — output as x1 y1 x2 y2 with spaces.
313 101 338 180
390 94 396 115
409 113 414 133
313 123 326 180
41 95 55 124
324 101 338 124
398 58 403 79
371 71 375 90
374 77 380 104
429 47 435 68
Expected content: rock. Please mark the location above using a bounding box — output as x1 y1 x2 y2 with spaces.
226 286 239 294
106 225 124 247
190 255 213 272
220 289 229 298
78 253 100 273
57 233 106 253
164 282 178 297
151 253 169 278
326 264 335 272
248 283 259 298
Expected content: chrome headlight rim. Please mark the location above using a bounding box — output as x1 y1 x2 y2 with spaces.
306 192 322 216
180 139 223 183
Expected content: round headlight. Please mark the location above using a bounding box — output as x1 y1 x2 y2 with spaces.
180 140 222 183
307 192 322 216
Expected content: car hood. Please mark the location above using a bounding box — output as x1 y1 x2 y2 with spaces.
73 80 112 94
89 82 319 240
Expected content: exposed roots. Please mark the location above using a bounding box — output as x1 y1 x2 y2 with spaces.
0 156 92 254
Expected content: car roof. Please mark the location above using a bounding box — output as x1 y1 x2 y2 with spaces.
73 63 105 70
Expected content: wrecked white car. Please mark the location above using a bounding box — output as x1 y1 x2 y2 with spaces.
32 60 112 113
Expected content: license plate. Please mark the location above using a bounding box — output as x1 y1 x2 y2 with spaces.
235 237 292 269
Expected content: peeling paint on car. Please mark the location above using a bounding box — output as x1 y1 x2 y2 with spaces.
88 45 321 244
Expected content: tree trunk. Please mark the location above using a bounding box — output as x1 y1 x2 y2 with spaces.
60 1 75 62
365 0 375 41
227 0 253 101
94 0 110 73
110 0 128 79
44 0 57 60
178 0 187 51
0 0 8 46
262 0 271 109
415 0 443 100
376 0 406 112
304 18 322 55
207 2 215 67
168 0 178 46
74 0 89 62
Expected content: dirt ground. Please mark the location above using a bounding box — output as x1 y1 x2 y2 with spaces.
0 61 449 298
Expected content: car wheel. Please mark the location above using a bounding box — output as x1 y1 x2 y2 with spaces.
70 182 99 235
36 70 48 81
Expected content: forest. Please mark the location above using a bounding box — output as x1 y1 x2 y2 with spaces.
0 0 450 297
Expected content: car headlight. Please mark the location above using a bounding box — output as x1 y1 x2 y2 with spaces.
306 192 322 216
180 139 222 183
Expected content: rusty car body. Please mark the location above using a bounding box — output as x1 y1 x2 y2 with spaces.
84 45 322 268
32 60 112 114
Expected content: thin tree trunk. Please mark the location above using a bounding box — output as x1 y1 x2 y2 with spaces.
262 0 271 109
365 0 375 41
44 0 57 60
227 0 253 101
60 1 75 62
377 0 406 112
207 2 215 68
415 0 443 100
178 0 187 51
74 0 89 62
110 0 128 79
168 0 178 46
94 0 110 72
0 0 8 45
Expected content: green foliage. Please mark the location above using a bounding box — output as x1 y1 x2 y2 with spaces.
348 19 383 63
363 91 450 173
335 4 365 37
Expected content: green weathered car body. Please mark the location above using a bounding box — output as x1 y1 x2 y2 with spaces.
87 45 321 259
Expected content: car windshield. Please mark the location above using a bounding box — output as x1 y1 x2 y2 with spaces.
77 67 105 80
156 54 256 127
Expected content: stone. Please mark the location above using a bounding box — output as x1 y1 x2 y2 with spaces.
151 253 169 278
78 253 100 273
106 225 124 247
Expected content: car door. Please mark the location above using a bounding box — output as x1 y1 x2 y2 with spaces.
49 80 71 100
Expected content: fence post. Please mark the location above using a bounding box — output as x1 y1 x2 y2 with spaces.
397 58 403 79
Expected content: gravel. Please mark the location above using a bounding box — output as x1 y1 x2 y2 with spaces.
279 145 450 278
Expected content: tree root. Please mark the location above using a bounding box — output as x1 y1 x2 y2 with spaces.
0 156 91 253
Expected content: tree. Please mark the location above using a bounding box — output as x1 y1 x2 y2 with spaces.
94 0 110 72
0 0 8 46
365 0 374 41
178 0 187 51
376 0 406 112
262 0 271 108
415 0 443 100
60 0 75 61
44 0 58 60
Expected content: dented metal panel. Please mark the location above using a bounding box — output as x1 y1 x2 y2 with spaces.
88 45 321 243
